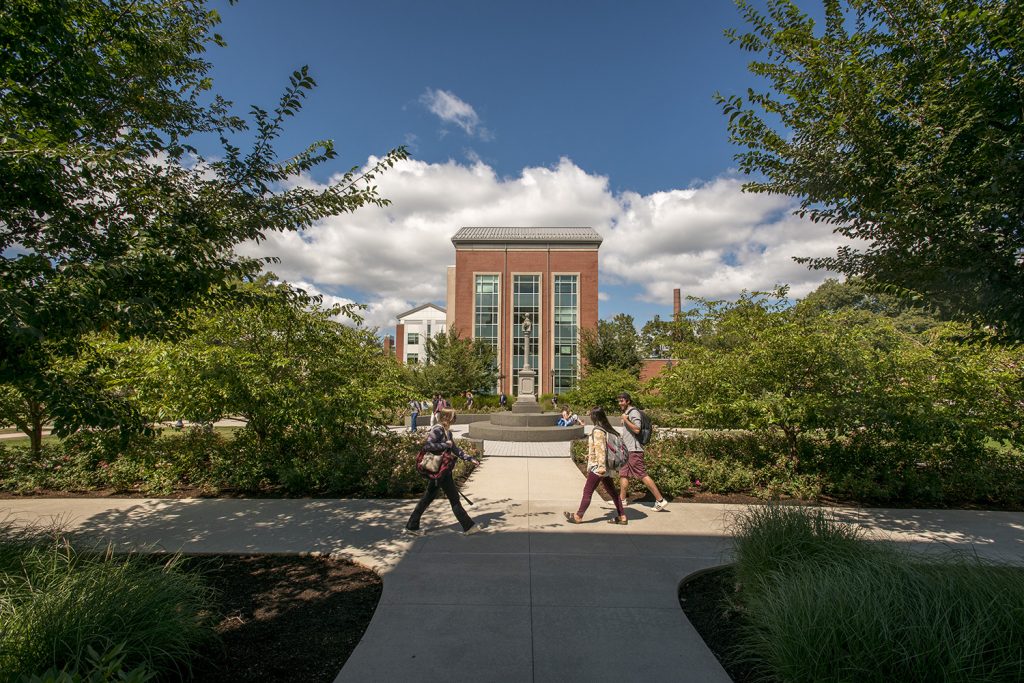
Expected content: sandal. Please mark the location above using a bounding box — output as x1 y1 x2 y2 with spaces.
563 511 583 524
607 517 628 526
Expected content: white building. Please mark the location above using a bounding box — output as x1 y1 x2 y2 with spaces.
395 303 447 365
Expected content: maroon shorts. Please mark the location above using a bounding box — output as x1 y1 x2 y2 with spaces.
619 451 647 479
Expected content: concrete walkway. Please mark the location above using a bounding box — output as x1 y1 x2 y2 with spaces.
3 434 1024 682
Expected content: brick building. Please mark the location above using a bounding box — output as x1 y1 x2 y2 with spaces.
446 227 602 396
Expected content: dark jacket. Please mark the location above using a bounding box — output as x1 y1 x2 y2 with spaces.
422 424 473 463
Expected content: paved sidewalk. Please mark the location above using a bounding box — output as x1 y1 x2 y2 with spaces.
3 439 1023 683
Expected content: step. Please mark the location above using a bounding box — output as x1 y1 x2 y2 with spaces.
466 423 585 442
489 413 562 427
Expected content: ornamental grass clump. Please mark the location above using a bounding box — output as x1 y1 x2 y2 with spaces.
730 503 878 598
0 523 215 682
729 505 1024 683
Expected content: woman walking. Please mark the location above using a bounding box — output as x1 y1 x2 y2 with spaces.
406 408 483 535
564 406 627 526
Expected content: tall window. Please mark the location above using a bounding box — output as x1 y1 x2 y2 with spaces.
552 275 578 394
474 275 500 374
512 275 540 395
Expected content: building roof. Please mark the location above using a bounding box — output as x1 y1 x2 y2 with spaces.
396 302 446 320
451 226 603 247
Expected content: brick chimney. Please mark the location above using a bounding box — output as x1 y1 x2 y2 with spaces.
382 334 393 357
673 288 681 317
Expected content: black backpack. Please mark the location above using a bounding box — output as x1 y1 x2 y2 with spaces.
632 408 654 446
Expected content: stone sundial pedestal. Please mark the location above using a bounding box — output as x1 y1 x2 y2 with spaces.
467 315 583 442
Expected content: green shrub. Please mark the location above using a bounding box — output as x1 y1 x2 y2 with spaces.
729 505 1024 683
0 528 214 682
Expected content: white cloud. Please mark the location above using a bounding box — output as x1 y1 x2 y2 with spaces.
236 157 859 331
420 88 492 140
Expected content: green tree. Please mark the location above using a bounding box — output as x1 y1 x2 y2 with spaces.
579 314 643 375
0 0 406 433
0 385 46 456
0 339 147 456
639 314 695 358
656 289 1023 463
797 278 942 333
561 366 641 416
136 280 410 444
407 328 498 399
655 291 927 463
718 0 1024 340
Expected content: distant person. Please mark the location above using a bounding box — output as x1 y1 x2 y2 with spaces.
465 390 474 411
406 408 482 535
499 392 507 409
617 392 668 511
408 398 420 433
556 407 580 427
564 406 627 526
550 395 558 408
174 418 184 430
431 394 448 427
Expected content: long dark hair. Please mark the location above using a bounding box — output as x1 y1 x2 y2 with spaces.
589 406 616 434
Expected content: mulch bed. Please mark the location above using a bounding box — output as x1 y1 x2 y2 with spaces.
174 555 382 683
678 565 762 683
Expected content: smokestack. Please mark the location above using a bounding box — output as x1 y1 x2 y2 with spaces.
673 288 681 317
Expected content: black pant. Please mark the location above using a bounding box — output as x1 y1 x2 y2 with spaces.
406 469 474 532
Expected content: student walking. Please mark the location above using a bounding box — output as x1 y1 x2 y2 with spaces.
616 392 668 511
430 394 448 427
406 408 483 535
564 407 627 525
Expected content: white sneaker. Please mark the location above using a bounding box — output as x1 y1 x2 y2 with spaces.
464 523 484 535
654 499 669 511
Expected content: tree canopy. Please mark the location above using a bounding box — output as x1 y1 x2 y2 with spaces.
406 328 499 398
131 279 409 444
719 0 1024 340
579 314 643 375
0 0 405 431
653 289 1024 462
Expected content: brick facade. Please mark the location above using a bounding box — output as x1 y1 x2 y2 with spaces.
449 228 601 396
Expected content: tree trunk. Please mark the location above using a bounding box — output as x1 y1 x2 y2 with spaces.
29 422 43 458
22 397 47 459
782 426 800 468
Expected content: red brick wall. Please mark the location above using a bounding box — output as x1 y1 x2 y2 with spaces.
640 358 673 383
395 323 405 364
453 247 599 395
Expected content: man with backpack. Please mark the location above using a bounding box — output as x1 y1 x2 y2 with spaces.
616 392 668 511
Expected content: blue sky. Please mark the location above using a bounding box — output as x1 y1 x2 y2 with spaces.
204 0 849 331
